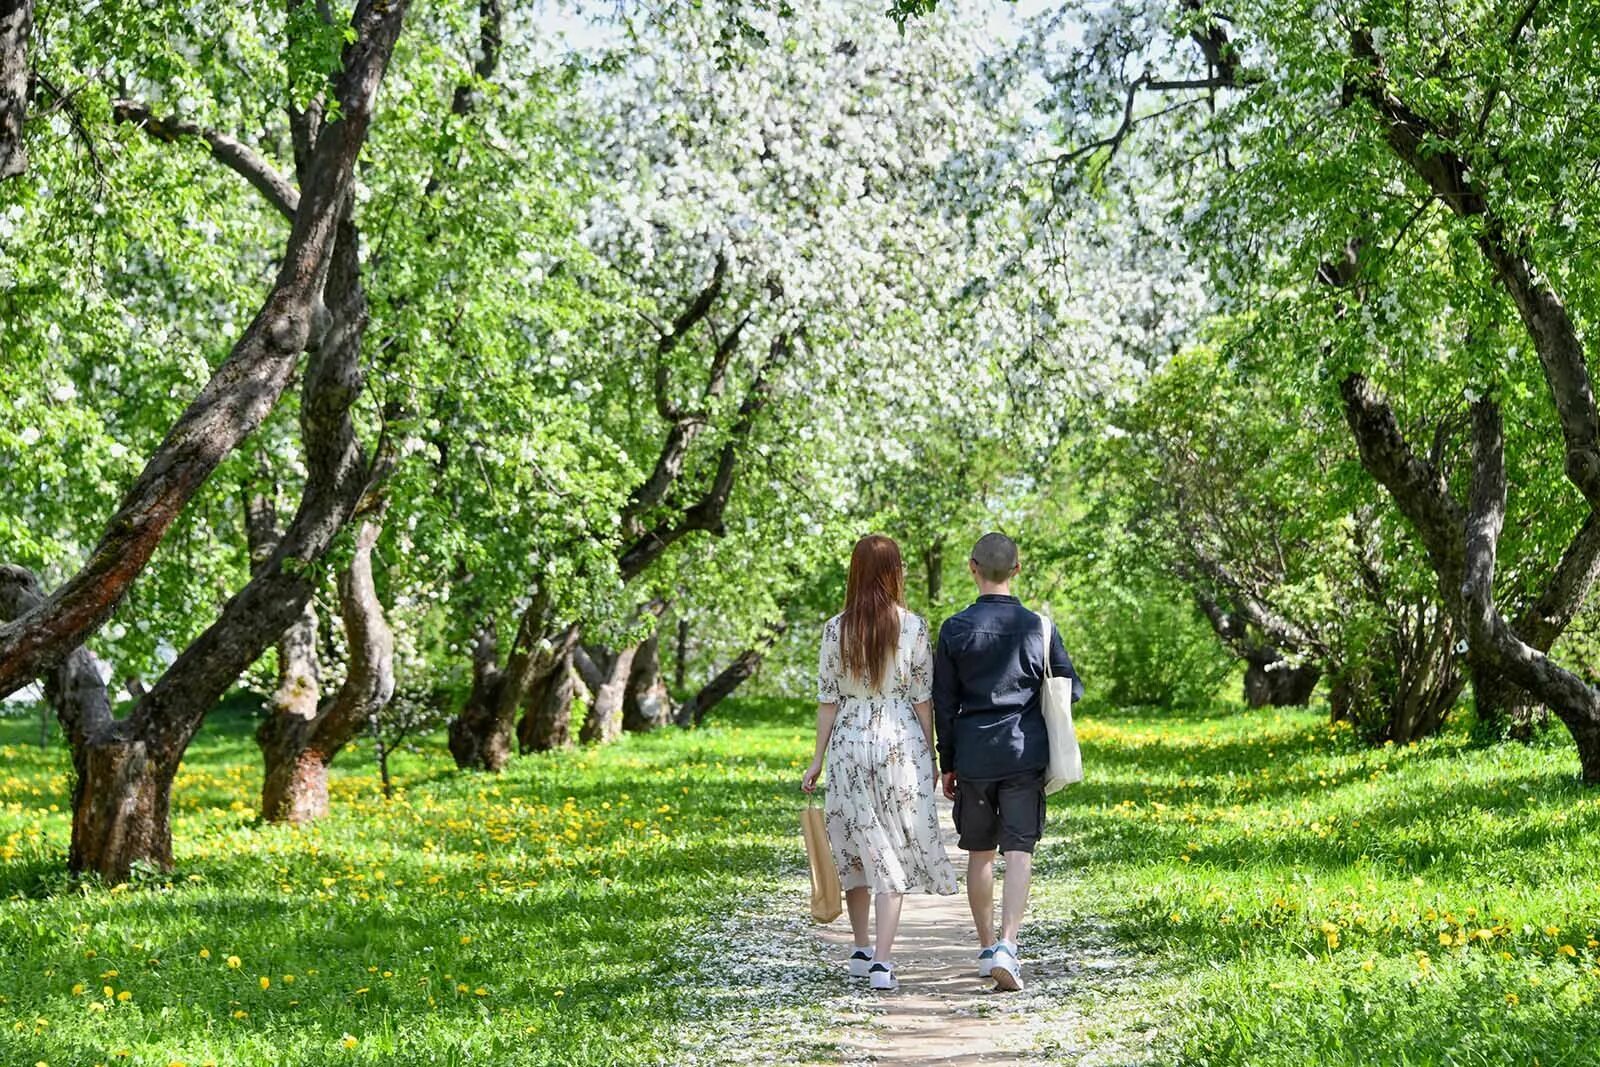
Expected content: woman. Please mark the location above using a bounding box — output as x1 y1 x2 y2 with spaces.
801 534 957 991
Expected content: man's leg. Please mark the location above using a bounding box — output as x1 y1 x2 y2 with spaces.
998 849 1032 944
967 849 997 947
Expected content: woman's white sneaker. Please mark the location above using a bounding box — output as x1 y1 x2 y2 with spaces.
990 941 1023 991
868 961 898 991
977 944 998 977
848 947 873 979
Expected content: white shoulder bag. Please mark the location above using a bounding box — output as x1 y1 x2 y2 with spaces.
1039 613 1083 793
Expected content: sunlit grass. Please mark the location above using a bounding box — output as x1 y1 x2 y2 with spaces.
1036 703 1600 1065
6 694 1597 1065
0 696 813 1066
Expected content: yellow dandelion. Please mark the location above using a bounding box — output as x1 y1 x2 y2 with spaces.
259 976 271 990
341 1034 358 1050
199 948 210 959
226 956 241 969
474 986 488 996
1360 957 1375 972
102 985 114 998
1545 925 1561 937
1558 944 1578 957
116 991 132 1002
283 974 295 984
1505 993 1519 1005
70 984 85 996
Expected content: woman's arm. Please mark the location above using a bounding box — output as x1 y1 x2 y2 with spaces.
913 699 934 755
800 701 838 792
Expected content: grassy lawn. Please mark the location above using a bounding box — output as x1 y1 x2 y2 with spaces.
0 696 815 1066
1036 703 1600 1067
4 695 1599 1066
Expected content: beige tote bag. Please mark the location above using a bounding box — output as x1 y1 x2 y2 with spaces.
801 799 842 923
1040 613 1084 794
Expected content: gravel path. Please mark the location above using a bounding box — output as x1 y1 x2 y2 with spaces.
669 796 1166 1065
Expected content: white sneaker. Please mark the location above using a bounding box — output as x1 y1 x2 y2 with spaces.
977 943 998 978
990 941 1023 992
868 961 898 991
848 947 873 979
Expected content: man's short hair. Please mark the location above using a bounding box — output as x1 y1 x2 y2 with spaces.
970 532 1019 583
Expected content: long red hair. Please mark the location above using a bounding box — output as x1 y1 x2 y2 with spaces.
840 534 905 690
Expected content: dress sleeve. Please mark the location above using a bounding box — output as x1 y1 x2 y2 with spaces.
818 618 841 703
909 615 933 703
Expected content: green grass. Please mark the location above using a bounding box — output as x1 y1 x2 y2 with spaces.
0 696 815 1066
4 696 1599 1066
1034 703 1600 1067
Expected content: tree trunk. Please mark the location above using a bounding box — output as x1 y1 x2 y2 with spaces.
69 737 175 880
676 649 765 727
1470 663 1547 741
674 617 689 692
923 540 944 605
257 512 396 822
245 471 325 822
517 646 586 753
581 644 639 744
1243 655 1320 708
675 621 789 727
1 565 177 881
448 622 507 770
623 629 671 732
257 734 329 823
448 601 578 770
0 0 29 181
0 0 410 699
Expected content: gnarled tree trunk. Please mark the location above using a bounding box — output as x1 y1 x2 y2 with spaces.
0 0 29 181
1193 588 1321 708
579 644 639 744
448 599 579 770
1 565 170 881
254 510 394 823
1243 653 1320 709
449 622 508 769
517 645 586 753
0 0 410 698
623 628 672 732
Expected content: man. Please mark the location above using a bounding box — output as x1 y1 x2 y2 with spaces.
932 531 1082 992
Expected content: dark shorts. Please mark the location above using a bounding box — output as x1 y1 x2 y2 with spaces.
952 769 1047 854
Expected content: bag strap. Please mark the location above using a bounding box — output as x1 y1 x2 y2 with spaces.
1038 611 1053 680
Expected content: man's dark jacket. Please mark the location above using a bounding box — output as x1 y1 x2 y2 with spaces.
932 593 1084 779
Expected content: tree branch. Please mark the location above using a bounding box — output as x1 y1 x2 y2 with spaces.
652 254 728 421
617 332 790 581
1346 28 1600 511
112 99 300 220
1340 373 1468 599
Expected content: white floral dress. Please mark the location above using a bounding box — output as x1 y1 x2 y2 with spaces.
819 608 957 896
